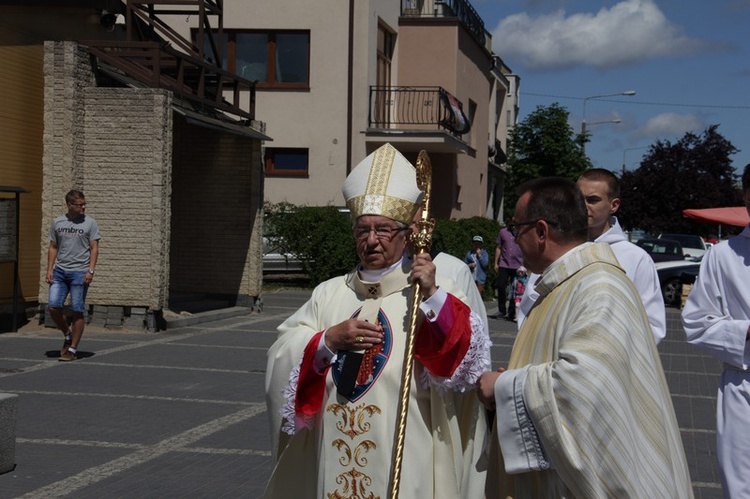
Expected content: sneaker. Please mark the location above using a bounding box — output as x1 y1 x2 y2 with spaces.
59 351 76 362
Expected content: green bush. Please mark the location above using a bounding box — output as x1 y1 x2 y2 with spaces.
265 203 358 286
265 203 502 297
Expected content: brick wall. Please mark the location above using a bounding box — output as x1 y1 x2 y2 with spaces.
39 41 263 317
40 41 172 310
81 87 172 308
170 117 263 302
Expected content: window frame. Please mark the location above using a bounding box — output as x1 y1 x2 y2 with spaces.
264 147 310 178
194 29 310 90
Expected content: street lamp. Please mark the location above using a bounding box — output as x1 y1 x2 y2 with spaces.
581 91 636 154
588 118 622 126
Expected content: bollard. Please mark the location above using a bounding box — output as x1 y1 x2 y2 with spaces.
0 393 18 474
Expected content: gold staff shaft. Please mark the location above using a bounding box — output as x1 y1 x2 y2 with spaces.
389 150 432 498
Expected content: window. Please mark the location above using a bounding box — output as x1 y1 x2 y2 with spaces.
195 29 310 89
265 148 309 177
376 23 395 88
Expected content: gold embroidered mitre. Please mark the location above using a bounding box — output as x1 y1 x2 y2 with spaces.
342 143 423 224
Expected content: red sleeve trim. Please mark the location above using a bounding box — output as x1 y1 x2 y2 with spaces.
295 331 329 417
414 294 471 377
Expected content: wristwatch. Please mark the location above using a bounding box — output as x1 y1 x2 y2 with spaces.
88 269 95 275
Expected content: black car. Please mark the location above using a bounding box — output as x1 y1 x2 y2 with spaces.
654 258 702 306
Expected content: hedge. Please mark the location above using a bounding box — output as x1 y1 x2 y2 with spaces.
265 203 502 300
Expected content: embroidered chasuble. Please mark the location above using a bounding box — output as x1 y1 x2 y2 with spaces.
487 242 692 498
265 258 490 498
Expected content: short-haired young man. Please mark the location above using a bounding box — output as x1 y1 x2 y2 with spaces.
576 168 666 343
46 190 101 361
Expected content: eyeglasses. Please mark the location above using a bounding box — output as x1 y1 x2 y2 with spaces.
507 219 557 238
354 225 408 241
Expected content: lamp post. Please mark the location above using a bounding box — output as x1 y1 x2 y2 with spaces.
581 91 636 154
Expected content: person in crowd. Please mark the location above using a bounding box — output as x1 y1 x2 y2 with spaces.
476 177 692 498
517 168 666 344
264 143 491 498
46 189 101 361
465 235 489 293
493 224 522 321
682 164 750 498
509 266 528 322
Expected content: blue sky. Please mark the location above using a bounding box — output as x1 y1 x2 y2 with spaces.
472 0 750 177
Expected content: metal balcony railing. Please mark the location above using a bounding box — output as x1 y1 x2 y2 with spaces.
401 0 486 46
369 86 470 137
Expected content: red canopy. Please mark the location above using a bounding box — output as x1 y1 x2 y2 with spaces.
682 207 750 227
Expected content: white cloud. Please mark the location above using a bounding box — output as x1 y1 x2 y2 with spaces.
491 0 727 70
632 112 704 140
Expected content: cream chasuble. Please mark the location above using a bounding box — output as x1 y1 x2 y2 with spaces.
265 259 489 498
487 242 692 498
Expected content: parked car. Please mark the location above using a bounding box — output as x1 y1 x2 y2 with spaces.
636 238 685 262
655 257 702 307
262 236 304 275
658 233 707 259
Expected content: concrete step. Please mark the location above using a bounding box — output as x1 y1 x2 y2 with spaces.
163 306 254 329
168 294 235 315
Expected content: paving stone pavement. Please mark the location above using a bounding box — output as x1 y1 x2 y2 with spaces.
0 290 723 498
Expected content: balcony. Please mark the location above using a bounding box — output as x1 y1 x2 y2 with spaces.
83 0 259 127
401 0 486 47
366 86 471 152
84 39 256 122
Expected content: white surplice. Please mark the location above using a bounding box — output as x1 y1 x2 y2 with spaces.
682 225 750 498
518 217 667 344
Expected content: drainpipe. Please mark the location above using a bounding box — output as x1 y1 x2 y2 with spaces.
346 0 354 175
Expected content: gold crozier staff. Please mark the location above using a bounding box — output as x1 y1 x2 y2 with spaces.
389 150 433 497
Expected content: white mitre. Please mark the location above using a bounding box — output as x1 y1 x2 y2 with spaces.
342 143 423 224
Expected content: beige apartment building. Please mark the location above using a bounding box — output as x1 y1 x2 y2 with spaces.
168 0 520 220
0 1 270 330
0 0 519 331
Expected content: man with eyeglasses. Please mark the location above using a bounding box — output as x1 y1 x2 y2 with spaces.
476 177 691 498
515 169 666 344
46 189 101 362
264 143 491 499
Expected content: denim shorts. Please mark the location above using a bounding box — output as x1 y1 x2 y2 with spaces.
48 268 89 314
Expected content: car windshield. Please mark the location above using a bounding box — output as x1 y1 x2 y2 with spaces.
660 234 703 249
638 239 681 254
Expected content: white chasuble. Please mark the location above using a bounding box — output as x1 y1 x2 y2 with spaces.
487 243 693 499
264 259 489 498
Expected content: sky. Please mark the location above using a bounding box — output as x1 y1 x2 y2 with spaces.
471 0 750 177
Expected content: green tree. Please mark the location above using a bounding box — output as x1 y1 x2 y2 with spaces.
619 125 742 234
505 103 590 218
